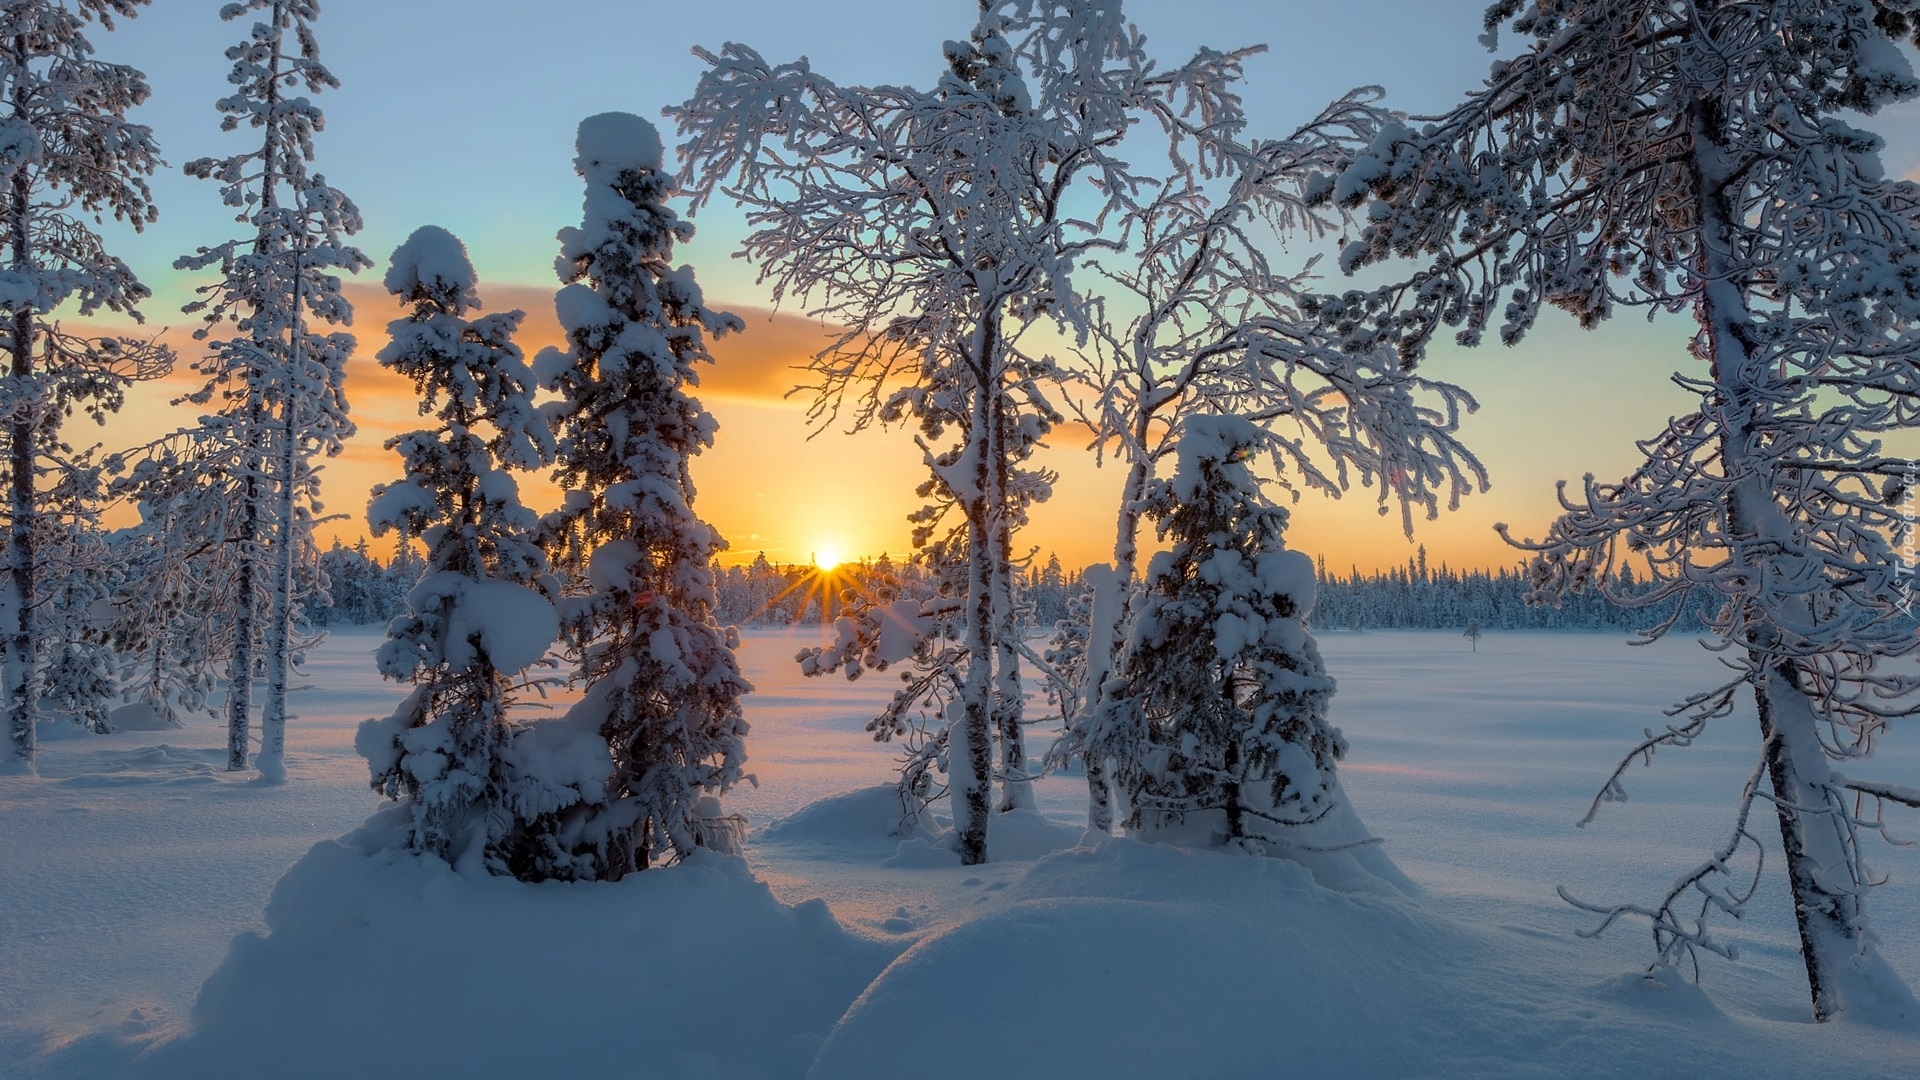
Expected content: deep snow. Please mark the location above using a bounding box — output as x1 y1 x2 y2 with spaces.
2 628 1916 1077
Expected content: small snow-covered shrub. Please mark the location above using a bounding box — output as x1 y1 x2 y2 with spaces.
1099 417 1349 851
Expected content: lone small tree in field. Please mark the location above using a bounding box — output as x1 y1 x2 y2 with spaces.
1462 619 1482 652
1327 0 1920 1020
1099 416 1350 851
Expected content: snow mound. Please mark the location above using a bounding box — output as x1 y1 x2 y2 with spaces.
879 836 959 869
140 814 893 1080
759 786 931 850
972 807 1087 861
1596 965 1728 1020
34 716 95 741
810 837 1876 1079
108 702 178 732
762 793 1083 868
54 744 223 788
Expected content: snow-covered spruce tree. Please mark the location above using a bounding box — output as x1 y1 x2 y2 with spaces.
533 113 749 881
1100 416 1355 856
177 0 367 780
357 226 563 869
1324 0 1920 1020
676 0 1266 863
0 0 164 772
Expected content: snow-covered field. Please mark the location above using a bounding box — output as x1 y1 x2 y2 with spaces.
4 627 1918 1078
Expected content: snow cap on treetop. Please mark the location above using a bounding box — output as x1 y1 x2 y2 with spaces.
575 112 664 180
1172 414 1263 500
384 225 479 315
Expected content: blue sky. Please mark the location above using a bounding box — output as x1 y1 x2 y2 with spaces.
105 1 1559 304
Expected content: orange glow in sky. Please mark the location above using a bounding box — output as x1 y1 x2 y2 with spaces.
89 273 1704 579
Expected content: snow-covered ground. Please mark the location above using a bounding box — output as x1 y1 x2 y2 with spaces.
3 628 1917 1077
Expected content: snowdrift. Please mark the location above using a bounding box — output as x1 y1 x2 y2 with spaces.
136 808 894 1080
811 837 1917 1080
108 791 1920 1080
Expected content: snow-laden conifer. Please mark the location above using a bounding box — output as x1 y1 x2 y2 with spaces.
1098 417 1361 859
0 0 165 772
356 226 563 871
176 0 368 780
533 114 750 880
1325 0 1920 1020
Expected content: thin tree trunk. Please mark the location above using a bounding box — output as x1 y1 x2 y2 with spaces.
988 386 1031 813
1078 440 1155 829
5 31 37 771
231 3 287 777
225 403 262 771
257 211 309 784
1754 662 1862 1023
5 297 34 771
952 316 999 865
256 399 299 784
1076 563 1123 832
1111 436 1151 585
1690 94 1880 1022
1222 738 1243 842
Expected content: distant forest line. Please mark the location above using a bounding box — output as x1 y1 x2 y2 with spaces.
311 541 1719 635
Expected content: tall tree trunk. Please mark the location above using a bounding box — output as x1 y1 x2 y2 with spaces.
988 385 1031 813
5 301 34 771
225 403 262 771
256 218 308 785
1077 436 1155 829
1690 95 1882 1022
1076 563 1123 832
230 5 286 776
952 319 999 865
256 398 299 784
5 32 37 771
